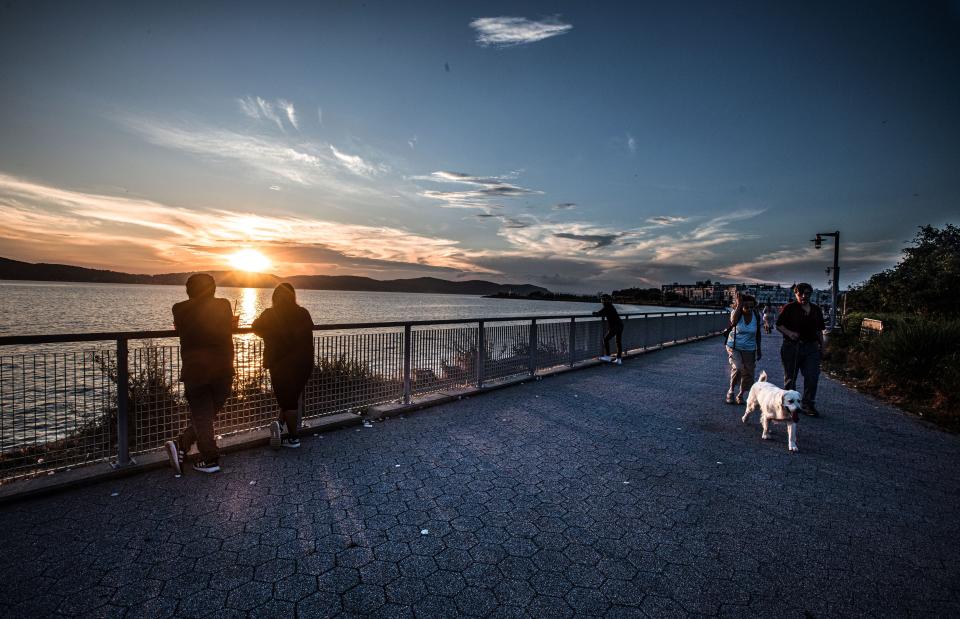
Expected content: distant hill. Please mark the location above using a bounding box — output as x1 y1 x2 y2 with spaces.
0 257 550 296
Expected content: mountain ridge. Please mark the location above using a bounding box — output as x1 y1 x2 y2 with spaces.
0 257 551 296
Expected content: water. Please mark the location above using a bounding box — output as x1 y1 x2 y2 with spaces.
0 280 682 336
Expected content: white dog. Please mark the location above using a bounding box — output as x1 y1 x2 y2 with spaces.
741 371 802 452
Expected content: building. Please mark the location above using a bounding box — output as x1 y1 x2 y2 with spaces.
661 282 828 308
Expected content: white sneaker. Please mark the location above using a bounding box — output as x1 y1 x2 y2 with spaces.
269 420 282 450
613 358 623 365
598 355 613 362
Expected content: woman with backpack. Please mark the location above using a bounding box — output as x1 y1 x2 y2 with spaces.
724 293 762 404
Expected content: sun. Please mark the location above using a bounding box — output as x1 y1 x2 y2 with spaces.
227 249 271 273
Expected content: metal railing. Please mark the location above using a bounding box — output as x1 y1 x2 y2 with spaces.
0 310 726 482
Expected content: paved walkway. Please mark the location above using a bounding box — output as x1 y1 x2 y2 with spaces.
2 332 959 618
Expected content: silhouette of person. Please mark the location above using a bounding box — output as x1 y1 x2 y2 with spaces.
776 283 826 416
165 273 235 474
253 283 315 449
593 294 624 364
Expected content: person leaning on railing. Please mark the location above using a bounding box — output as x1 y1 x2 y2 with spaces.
253 283 315 449
164 273 235 475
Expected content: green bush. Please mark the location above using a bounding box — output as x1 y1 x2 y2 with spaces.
826 314 960 428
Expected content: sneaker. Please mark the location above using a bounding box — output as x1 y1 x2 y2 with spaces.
598 355 613 362
164 440 182 476
725 394 735 405
193 459 220 474
613 358 623 365
269 420 282 450
282 437 301 449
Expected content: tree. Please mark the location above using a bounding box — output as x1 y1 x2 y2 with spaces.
847 224 960 316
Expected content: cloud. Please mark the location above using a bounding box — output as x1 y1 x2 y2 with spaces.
408 135 417 150
0 173 481 274
237 96 297 131
317 106 323 125
415 170 543 210
716 241 901 285
627 133 637 154
552 202 577 210
470 16 573 47
330 145 388 177
278 99 298 130
554 232 620 249
117 115 390 197
648 215 687 225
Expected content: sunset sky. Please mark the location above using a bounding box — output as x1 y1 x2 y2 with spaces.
1 1 958 292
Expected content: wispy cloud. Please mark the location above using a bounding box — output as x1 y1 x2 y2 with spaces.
330 145 387 177
648 215 687 225
627 133 637 154
238 96 297 131
408 135 418 150
317 106 323 126
470 16 573 47
415 170 543 210
554 232 620 249
552 202 577 211
0 173 479 273
278 99 298 130
117 114 391 195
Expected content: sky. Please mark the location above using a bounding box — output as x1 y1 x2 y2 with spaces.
1 1 958 293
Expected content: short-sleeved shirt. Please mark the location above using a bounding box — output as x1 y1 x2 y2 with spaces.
776 301 825 343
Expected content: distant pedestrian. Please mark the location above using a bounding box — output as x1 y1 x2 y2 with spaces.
725 294 762 404
776 283 825 416
165 274 236 474
593 294 624 364
253 283 315 449
762 304 775 334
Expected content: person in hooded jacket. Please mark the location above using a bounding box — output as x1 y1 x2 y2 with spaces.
165 273 235 474
593 294 624 364
253 283 315 448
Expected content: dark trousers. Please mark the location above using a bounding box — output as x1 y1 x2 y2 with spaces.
603 327 623 357
781 341 821 407
178 376 232 461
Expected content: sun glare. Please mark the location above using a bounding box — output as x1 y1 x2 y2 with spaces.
227 249 271 272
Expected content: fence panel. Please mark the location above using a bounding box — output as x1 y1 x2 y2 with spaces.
0 348 115 479
0 310 724 482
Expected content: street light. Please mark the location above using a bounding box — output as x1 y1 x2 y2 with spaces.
811 230 840 331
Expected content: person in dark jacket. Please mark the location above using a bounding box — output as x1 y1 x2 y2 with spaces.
593 294 624 364
776 283 826 416
165 273 235 474
253 283 315 448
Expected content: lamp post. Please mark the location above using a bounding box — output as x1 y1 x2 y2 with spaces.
810 230 840 331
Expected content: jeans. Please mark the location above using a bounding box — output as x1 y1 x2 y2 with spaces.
726 347 756 399
603 327 623 357
781 340 821 407
178 376 232 461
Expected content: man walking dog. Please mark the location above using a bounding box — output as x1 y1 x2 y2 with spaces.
776 283 825 416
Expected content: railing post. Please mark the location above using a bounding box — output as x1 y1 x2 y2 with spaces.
528 319 538 376
476 321 485 389
569 317 576 367
402 324 412 405
115 337 131 468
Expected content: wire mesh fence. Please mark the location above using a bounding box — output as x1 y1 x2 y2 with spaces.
0 310 726 482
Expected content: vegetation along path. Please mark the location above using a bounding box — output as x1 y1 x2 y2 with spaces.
1 332 958 617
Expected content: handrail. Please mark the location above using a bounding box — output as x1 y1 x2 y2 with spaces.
0 309 724 346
